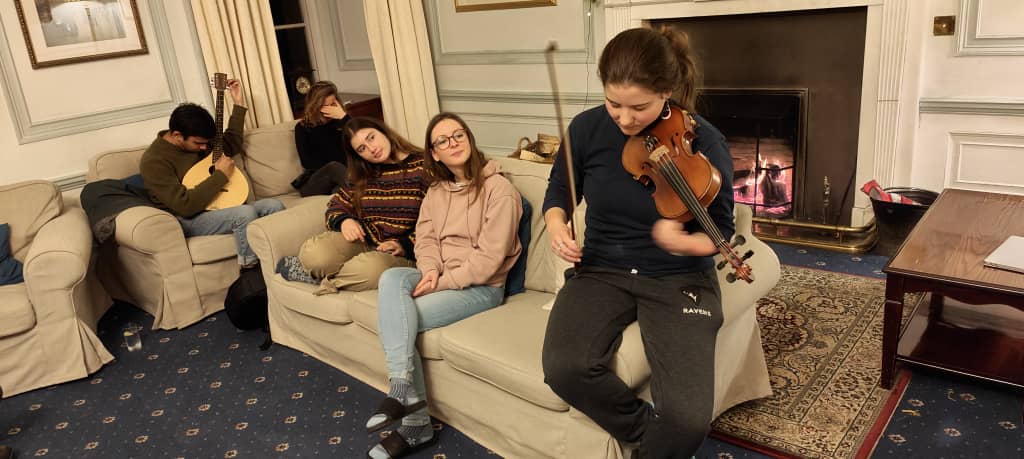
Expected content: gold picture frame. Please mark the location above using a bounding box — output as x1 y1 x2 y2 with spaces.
14 0 148 69
455 0 557 13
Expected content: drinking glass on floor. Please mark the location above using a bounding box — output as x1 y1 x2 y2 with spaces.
123 321 143 352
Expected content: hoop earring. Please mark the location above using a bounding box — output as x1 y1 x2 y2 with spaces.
660 100 671 119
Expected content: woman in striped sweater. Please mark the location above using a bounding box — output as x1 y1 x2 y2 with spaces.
276 117 428 293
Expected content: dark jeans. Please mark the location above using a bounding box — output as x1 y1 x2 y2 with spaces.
542 266 723 458
296 161 348 197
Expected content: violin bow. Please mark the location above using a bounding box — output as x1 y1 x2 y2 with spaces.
544 42 581 247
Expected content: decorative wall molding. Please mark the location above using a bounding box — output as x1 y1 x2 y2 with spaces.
459 111 571 153
957 0 1024 56
439 89 604 105
947 132 1024 193
920 98 1024 116
423 1 596 65
0 0 186 145
603 0 884 20
185 0 213 108
54 172 86 192
870 0 909 190
325 2 374 71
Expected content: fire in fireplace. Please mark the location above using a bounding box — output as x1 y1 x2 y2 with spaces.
698 90 805 219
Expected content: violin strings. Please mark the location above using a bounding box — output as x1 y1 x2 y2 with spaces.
654 156 726 245
654 156 750 274
658 156 750 267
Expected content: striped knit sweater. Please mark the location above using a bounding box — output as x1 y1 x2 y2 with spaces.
324 154 427 259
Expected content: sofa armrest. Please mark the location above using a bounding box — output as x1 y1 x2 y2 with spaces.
247 199 326 269
23 207 92 322
113 206 188 254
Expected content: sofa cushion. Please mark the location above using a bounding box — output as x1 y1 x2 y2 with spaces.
0 224 24 286
489 157 582 295
275 194 325 209
439 290 568 411
242 121 305 200
348 289 444 361
0 180 63 261
186 234 238 264
270 274 354 324
87 147 146 182
0 283 34 338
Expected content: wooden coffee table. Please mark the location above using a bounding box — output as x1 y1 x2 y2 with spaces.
881 189 1024 389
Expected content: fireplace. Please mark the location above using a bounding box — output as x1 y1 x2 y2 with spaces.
656 6 867 226
698 90 806 220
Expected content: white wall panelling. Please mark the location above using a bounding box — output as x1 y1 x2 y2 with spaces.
302 0 377 94
957 0 1024 56
0 0 186 144
0 0 212 187
441 89 602 153
428 1 601 159
424 1 595 65
912 112 1024 196
325 1 374 71
948 132 1024 193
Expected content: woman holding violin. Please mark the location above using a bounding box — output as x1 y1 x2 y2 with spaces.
542 26 735 457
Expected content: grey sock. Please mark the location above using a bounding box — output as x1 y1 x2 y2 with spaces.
366 422 433 459
275 256 316 284
366 378 412 430
388 378 410 403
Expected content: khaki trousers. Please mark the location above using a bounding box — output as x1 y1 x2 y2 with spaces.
298 231 414 292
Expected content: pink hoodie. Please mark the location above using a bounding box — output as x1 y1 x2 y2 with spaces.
414 161 523 291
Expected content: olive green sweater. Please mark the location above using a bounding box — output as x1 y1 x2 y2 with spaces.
140 106 247 218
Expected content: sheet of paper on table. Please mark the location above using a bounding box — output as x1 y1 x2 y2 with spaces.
984 235 1024 274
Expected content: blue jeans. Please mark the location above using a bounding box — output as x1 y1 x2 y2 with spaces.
177 198 285 266
377 267 504 394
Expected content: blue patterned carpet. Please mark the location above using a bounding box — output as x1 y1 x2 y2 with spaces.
1 242 1021 458
0 307 494 458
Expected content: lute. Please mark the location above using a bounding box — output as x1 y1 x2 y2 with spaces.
181 72 250 211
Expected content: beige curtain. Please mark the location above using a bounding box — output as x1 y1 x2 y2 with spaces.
363 0 440 141
190 0 292 128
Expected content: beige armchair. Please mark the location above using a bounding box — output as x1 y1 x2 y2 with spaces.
0 180 112 398
86 121 320 330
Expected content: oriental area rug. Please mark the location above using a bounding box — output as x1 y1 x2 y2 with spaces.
711 266 914 458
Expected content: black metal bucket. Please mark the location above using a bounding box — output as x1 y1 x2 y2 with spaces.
870 187 939 256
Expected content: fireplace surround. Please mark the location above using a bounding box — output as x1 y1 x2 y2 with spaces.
604 0 915 240
665 6 867 226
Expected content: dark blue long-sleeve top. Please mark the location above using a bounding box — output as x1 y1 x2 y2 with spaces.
542 105 735 277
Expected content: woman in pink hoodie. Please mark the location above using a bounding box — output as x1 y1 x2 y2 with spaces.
365 113 523 459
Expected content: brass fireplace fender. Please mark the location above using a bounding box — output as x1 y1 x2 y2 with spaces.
751 216 878 254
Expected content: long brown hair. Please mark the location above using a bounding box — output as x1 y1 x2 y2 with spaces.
342 117 424 216
598 26 701 113
300 81 339 127
423 113 487 194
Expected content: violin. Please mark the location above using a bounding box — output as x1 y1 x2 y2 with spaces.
621 103 755 283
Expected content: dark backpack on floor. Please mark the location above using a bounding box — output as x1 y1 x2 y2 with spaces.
224 268 272 349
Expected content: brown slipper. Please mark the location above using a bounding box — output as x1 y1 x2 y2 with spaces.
365 397 427 433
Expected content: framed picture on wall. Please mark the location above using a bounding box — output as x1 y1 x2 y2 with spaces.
14 0 148 69
454 0 557 13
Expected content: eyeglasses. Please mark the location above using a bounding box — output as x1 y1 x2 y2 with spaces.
431 129 468 150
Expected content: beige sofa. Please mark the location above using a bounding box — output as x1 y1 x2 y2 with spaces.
247 124 781 458
86 121 320 330
0 180 112 398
